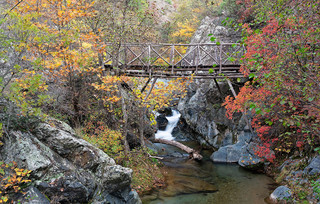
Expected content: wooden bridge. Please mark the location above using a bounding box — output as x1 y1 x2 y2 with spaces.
104 43 245 79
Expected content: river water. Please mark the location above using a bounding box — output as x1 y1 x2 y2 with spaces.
143 110 275 204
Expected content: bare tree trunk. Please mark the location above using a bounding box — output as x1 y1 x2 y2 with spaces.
139 108 146 147
120 88 130 153
151 138 203 160
144 77 158 100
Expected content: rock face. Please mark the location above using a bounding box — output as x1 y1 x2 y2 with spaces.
177 78 269 168
0 118 141 204
14 186 50 204
190 16 241 44
156 115 169 131
177 79 237 147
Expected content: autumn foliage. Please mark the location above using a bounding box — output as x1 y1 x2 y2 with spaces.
224 0 320 161
0 161 32 203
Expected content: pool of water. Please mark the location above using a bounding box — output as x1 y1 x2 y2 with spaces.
142 145 276 204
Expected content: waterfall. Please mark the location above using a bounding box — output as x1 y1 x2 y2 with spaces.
155 110 181 140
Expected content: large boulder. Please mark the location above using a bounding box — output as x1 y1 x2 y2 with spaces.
303 155 320 176
269 186 292 203
0 119 141 204
238 142 265 169
210 143 243 163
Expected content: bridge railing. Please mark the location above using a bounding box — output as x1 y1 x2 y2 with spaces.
104 43 245 77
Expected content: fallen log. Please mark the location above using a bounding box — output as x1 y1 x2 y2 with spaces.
151 138 203 160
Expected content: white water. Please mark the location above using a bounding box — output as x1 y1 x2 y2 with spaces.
155 110 181 140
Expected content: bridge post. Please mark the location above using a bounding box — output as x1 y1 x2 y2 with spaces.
219 43 222 74
171 44 174 74
124 44 127 72
148 44 151 78
196 44 200 75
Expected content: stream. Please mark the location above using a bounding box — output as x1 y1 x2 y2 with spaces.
142 110 275 204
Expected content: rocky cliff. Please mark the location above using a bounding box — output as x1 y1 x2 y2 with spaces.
0 118 141 204
176 15 277 169
190 16 241 44
177 15 243 148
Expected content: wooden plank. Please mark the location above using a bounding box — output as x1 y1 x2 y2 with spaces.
108 43 241 46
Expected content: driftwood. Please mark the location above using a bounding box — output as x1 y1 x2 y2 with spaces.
151 138 203 160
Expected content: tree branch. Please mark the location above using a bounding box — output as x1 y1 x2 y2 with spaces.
3 0 24 20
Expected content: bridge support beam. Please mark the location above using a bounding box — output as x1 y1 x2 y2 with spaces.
213 78 224 101
226 79 237 98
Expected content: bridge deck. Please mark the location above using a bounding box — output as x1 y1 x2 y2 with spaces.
104 43 245 78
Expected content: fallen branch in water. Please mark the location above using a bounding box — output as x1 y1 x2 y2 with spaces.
150 138 203 160
147 153 163 160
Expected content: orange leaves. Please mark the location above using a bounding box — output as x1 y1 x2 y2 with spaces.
0 161 32 202
13 0 94 26
231 0 320 161
172 21 196 38
223 83 253 119
9 0 99 86
92 76 123 104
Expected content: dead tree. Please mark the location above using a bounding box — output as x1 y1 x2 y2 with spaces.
151 138 203 160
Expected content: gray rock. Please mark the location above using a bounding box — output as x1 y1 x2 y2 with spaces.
221 129 233 146
1 119 141 203
156 114 168 130
190 16 241 45
238 153 263 169
97 165 132 192
303 155 320 175
270 186 292 203
210 143 243 163
238 142 264 169
92 187 142 204
14 186 50 204
237 131 253 144
177 79 237 147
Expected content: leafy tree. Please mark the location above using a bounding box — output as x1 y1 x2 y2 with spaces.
0 5 49 134
224 0 320 161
